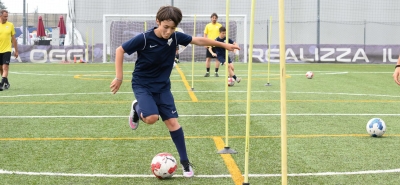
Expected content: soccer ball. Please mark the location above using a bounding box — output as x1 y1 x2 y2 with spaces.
151 153 177 179
366 118 386 137
228 77 235 86
305 71 314 79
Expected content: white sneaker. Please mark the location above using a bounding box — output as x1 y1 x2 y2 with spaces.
182 164 194 177
236 77 241 83
128 100 139 130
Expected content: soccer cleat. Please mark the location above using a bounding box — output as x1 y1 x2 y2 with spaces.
214 72 219 77
4 82 10 89
0 85 2 91
128 100 139 130
204 72 210 77
236 77 241 83
182 162 194 178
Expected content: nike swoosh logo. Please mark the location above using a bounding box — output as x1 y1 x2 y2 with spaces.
172 110 177 114
150 45 157 48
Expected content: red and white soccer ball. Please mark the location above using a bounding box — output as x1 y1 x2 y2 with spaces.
305 71 314 79
228 77 235 86
151 153 177 179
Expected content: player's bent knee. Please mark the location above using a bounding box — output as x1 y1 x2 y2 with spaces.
142 114 158 125
143 115 159 124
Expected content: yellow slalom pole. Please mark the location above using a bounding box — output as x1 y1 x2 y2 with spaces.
144 21 147 31
86 28 89 62
279 0 288 184
224 0 230 148
266 16 272 86
92 28 94 63
191 15 196 90
217 0 236 155
243 0 256 184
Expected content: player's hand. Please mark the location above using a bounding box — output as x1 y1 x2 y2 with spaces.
110 78 123 94
14 51 18 59
393 67 400 85
224 44 240 51
212 53 217 57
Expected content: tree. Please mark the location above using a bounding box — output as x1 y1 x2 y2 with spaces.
0 0 7 10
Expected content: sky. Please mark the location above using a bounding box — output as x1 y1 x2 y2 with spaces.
2 0 68 13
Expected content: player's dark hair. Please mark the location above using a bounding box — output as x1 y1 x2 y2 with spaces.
156 6 182 27
1 10 8 15
219 26 226 32
211 13 218 18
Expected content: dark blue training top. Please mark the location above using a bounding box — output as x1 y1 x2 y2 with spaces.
214 37 234 57
122 27 192 92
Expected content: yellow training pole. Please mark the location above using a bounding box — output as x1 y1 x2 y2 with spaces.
191 15 196 91
266 16 272 86
92 28 94 63
224 0 230 148
279 0 288 184
243 0 256 184
217 0 236 155
144 21 147 31
86 28 88 60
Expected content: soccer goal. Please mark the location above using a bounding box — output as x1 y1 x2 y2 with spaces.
103 14 247 63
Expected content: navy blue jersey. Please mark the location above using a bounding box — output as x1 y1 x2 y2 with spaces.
214 37 234 57
122 27 192 92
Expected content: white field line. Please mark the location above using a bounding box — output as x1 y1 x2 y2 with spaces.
1 91 400 98
1 168 400 178
10 72 74 76
1 114 400 119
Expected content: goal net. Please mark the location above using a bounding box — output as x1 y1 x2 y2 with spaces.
103 14 247 63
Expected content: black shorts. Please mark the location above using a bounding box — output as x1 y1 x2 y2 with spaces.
206 48 216 58
0 52 11 65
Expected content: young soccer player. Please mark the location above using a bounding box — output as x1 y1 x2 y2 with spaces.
208 26 241 83
109 6 240 177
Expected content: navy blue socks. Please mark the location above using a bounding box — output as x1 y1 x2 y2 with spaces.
170 127 188 162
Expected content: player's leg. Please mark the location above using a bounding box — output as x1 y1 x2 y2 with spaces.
1 52 11 89
158 90 194 177
213 48 220 77
129 86 159 130
0 53 4 91
228 59 241 83
205 48 213 77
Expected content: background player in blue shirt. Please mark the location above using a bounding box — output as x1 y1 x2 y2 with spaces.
109 6 240 178
208 26 241 83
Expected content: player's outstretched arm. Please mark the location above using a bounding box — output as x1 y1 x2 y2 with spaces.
191 37 240 51
110 46 125 94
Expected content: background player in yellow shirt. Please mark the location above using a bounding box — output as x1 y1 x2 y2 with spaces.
0 10 18 91
203 13 222 77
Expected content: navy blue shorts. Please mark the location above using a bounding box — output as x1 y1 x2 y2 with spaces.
133 87 178 121
217 56 232 65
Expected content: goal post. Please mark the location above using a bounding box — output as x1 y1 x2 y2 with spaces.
103 14 247 63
